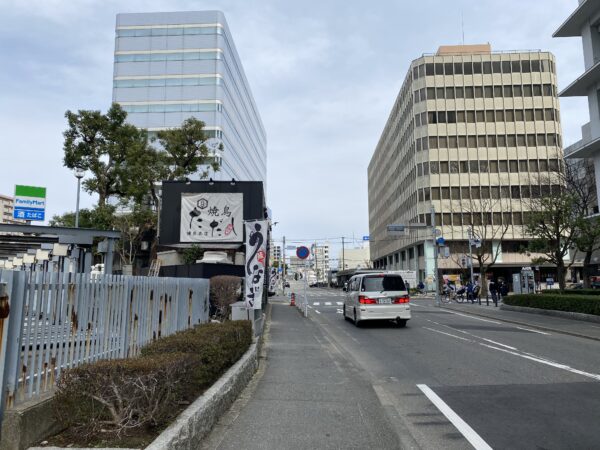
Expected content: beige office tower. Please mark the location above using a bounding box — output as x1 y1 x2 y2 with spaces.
368 45 563 285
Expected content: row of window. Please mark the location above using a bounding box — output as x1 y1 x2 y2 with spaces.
417 158 561 176
114 76 221 88
426 210 547 227
412 59 554 80
415 132 562 151
420 184 562 202
414 83 556 103
115 51 221 63
121 102 222 113
116 26 223 37
417 108 559 126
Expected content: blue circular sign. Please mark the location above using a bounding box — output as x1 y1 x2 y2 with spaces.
296 246 310 260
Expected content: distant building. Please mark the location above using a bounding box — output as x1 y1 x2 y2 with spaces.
270 243 281 265
554 0 600 215
113 11 267 184
312 243 330 283
0 194 25 224
368 44 564 284
338 243 371 270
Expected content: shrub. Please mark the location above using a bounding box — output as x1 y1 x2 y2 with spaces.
504 294 600 316
54 353 192 437
210 275 242 320
541 289 600 296
141 321 253 388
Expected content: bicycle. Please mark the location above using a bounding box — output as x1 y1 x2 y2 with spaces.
440 286 467 303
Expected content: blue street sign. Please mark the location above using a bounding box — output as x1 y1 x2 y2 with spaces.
296 246 310 260
436 237 445 246
362 235 370 241
13 208 45 221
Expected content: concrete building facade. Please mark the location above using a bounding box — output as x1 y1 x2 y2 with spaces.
555 0 600 214
368 45 564 285
113 11 266 184
313 244 330 283
338 243 371 270
0 195 25 225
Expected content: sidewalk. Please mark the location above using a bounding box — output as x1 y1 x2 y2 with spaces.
439 300 600 341
201 298 401 450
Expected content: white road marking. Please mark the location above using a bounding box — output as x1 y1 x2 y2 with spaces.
423 327 470 342
336 301 343 305
417 384 493 450
325 302 332 306
314 310 321 315
336 309 343 314
446 311 502 324
479 343 600 382
426 319 518 351
313 302 320 306
516 326 550 335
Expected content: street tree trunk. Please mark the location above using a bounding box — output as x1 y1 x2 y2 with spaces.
583 251 593 288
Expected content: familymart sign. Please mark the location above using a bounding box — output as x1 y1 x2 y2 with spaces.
13 185 46 221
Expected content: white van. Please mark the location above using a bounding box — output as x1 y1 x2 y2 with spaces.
343 272 411 327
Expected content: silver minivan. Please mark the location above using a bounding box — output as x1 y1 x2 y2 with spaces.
343 273 411 327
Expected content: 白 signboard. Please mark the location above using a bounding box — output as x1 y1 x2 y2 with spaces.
13 185 46 221
180 193 243 243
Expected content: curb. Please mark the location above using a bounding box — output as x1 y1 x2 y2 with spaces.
500 304 600 324
439 304 600 342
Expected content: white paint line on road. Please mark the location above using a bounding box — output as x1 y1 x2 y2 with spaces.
446 311 503 325
336 301 343 305
313 302 320 306
479 343 600 382
336 309 343 314
314 309 321 315
427 319 518 351
325 302 332 306
516 326 550 336
417 384 493 450
423 327 471 342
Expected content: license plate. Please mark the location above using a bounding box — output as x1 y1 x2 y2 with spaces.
378 298 392 304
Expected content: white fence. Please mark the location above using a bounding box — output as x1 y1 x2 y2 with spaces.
0 270 209 419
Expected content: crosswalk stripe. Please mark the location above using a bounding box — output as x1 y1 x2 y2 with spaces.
325 302 332 306
336 302 343 306
313 302 320 306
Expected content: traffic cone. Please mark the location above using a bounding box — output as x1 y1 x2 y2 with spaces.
290 293 296 306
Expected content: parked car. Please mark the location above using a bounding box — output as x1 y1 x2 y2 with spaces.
342 272 411 327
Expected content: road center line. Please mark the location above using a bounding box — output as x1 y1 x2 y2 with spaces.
479 343 600 381
314 309 321 315
417 384 493 450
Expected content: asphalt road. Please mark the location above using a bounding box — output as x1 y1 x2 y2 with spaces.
295 283 600 449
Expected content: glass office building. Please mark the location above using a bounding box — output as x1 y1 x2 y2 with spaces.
113 11 266 184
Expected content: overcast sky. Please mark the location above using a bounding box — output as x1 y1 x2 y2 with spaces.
0 0 588 266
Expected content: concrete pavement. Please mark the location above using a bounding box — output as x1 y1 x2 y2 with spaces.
201 296 404 450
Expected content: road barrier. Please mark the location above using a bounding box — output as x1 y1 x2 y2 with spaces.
0 270 209 423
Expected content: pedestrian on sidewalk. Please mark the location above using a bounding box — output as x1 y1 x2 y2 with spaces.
499 279 509 304
466 280 474 302
489 279 498 306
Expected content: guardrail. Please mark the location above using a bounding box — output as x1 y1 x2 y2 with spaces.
0 270 209 422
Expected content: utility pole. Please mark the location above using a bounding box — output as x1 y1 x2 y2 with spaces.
314 241 318 284
342 237 345 271
282 236 286 294
431 207 440 307
467 227 474 286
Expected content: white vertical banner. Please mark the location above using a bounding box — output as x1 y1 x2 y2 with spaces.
244 220 268 309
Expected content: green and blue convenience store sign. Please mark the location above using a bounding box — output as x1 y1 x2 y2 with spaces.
13 185 46 221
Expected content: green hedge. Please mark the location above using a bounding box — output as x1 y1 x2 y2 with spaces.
504 294 600 316
55 320 253 439
541 289 600 296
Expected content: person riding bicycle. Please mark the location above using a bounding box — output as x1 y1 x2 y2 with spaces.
466 281 474 301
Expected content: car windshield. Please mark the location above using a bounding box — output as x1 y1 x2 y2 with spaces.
361 275 405 292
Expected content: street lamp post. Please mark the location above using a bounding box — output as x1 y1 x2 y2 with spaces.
74 168 85 228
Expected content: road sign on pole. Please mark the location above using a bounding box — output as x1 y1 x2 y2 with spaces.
296 246 310 260
387 224 409 236
13 185 46 221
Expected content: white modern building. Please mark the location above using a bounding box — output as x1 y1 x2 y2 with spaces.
113 11 266 184
338 243 371 270
554 0 600 214
312 243 330 283
0 194 25 224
